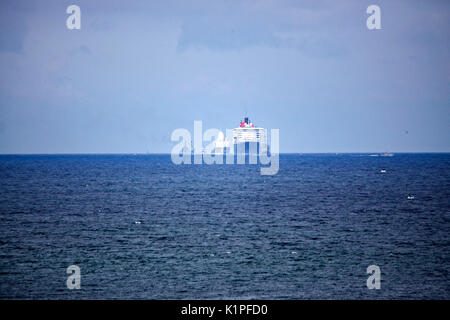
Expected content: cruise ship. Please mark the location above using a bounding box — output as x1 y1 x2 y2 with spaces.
232 117 267 155
233 117 266 143
211 117 268 157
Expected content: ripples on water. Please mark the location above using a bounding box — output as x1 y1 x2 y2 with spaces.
0 154 449 299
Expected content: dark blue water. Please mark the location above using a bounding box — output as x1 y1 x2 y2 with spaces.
0 154 449 299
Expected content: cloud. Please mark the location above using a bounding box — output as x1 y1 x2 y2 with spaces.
0 7 28 53
174 0 358 56
70 45 92 56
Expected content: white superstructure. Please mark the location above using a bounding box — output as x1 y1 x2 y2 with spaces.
209 117 268 155
232 117 267 145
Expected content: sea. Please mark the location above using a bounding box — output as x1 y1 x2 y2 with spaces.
0 154 448 299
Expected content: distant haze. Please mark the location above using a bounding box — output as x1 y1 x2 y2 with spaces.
0 0 449 153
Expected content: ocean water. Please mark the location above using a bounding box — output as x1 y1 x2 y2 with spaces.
0 154 448 299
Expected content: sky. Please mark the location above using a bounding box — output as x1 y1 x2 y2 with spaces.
0 0 449 153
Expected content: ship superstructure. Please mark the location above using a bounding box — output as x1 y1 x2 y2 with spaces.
232 117 267 145
209 117 268 157
232 117 267 155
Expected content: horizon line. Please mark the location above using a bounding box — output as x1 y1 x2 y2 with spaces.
0 152 449 156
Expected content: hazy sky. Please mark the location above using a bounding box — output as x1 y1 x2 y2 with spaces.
0 0 449 153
